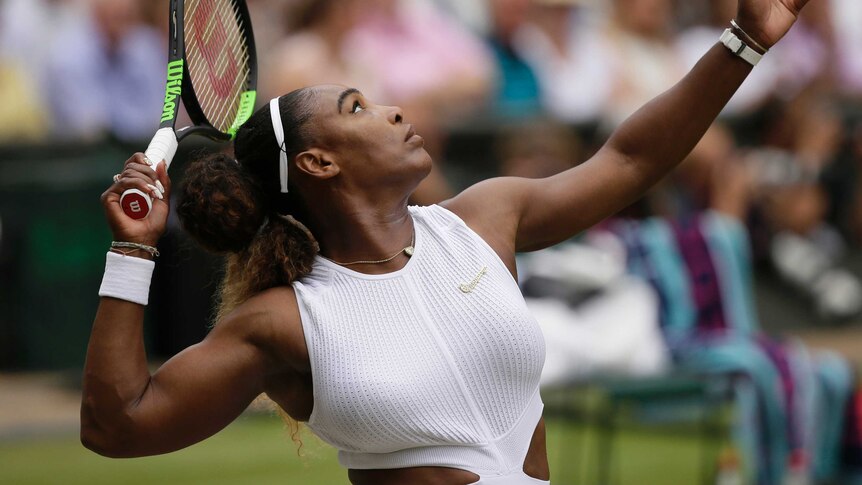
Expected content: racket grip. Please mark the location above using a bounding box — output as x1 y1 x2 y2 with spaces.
144 127 179 170
120 128 178 220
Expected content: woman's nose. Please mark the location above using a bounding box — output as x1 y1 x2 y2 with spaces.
386 105 404 124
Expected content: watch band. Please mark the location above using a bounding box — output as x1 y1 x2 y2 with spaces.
720 28 763 67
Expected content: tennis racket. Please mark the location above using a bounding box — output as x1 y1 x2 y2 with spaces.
121 0 257 219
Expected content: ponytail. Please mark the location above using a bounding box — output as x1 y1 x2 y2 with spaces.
218 212 318 321
177 152 318 322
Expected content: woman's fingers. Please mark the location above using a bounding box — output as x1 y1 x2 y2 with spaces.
129 153 168 193
124 153 152 169
109 174 165 201
149 163 172 223
121 170 163 195
155 161 171 198
107 153 171 205
101 153 172 246
108 153 167 200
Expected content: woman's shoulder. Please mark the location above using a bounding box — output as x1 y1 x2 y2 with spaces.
235 285 300 314
218 286 309 372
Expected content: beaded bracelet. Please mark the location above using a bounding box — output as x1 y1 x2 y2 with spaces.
111 241 160 258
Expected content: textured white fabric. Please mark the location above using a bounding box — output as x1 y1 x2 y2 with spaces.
98 251 155 306
293 205 546 477
470 474 550 485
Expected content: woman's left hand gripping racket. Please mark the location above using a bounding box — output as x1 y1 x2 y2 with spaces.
121 0 257 219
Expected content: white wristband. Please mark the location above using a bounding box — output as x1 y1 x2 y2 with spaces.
720 28 763 67
98 251 155 306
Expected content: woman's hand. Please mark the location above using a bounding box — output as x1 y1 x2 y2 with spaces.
736 0 811 50
100 153 171 248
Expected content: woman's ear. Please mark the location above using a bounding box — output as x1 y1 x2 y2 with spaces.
295 149 340 180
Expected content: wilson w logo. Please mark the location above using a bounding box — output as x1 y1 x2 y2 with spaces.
192 0 239 100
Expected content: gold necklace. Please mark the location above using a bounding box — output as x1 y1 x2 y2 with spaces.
323 231 415 267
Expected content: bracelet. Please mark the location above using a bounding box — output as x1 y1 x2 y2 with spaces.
730 20 768 54
98 251 155 305
720 28 764 67
111 241 160 258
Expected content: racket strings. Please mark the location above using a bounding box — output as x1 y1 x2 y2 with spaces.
202 10 248 128
188 0 248 129
185 0 251 132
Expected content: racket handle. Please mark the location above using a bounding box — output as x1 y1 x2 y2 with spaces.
144 127 179 171
120 128 178 220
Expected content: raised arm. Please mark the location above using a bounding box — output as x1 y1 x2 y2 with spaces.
444 0 810 255
81 297 278 457
81 155 300 457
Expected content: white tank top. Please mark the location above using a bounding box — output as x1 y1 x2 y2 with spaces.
292 205 546 477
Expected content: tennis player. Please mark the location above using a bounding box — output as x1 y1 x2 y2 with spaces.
83 1 811 483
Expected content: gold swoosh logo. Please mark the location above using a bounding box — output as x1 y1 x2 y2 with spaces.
459 267 488 294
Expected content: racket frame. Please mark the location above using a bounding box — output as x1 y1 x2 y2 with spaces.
121 0 257 220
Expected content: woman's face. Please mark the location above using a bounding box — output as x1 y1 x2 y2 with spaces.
301 85 433 192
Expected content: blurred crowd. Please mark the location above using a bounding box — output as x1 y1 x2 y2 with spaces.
4 0 862 314
3 0 862 483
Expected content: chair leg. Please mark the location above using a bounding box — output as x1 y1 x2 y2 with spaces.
701 401 721 485
597 401 617 485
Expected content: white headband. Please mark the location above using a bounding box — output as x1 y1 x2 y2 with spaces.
269 97 289 193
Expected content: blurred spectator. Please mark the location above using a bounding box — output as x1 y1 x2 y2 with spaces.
830 0 862 97
424 0 491 35
245 0 290 59
850 125 862 243
521 242 669 386
496 120 581 178
601 125 855 485
820 117 862 243
595 0 687 129
0 0 77 88
261 0 367 100
515 0 614 123
0 59 48 142
0 0 74 142
140 0 169 36
769 2 832 97
344 0 493 131
749 94 862 320
485 0 542 117
43 0 165 141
